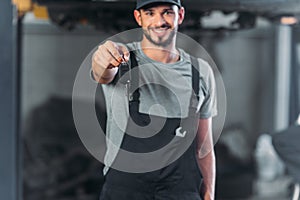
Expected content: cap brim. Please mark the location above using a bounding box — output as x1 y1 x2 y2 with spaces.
136 0 181 9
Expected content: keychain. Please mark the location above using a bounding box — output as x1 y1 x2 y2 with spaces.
118 61 133 101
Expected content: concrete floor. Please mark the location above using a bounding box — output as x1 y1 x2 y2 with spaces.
247 175 294 200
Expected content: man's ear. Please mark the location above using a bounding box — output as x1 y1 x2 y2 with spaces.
134 10 142 26
178 7 185 25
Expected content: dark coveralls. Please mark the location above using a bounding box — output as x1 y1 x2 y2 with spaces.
100 53 203 200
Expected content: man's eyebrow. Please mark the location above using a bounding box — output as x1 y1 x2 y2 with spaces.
142 8 153 12
142 8 175 13
163 8 175 12
142 5 174 12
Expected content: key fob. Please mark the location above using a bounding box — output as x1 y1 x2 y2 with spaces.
118 61 131 84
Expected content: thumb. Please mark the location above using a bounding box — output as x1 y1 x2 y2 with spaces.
119 45 130 62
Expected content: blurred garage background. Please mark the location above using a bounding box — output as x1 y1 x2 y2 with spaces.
1 0 300 199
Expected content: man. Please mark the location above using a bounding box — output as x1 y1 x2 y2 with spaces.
92 0 217 199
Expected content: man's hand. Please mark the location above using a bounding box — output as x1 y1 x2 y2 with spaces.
92 40 130 84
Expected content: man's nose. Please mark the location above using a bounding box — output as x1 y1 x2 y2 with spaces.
153 14 166 27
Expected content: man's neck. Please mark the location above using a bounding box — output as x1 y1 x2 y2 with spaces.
140 39 180 64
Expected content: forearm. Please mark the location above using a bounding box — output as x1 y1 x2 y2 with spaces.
197 147 216 200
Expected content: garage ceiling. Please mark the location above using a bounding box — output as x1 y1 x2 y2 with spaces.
29 0 300 30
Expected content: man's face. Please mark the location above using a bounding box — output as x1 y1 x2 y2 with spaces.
134 4 185 47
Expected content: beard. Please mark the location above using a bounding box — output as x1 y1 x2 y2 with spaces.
143 25 177 47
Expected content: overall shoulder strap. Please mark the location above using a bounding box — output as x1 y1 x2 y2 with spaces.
190 56 200 101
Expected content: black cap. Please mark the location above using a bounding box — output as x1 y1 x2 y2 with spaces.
136 0 181 10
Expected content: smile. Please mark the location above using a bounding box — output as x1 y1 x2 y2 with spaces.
150 27 170 36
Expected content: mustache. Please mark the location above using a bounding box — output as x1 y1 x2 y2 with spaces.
148 24 172 30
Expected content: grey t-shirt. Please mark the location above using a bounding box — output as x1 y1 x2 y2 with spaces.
101 42 217 174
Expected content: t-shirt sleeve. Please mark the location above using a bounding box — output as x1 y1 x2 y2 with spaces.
197 59 218 119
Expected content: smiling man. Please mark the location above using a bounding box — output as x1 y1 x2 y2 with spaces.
91 0 218 200
137 2 181 47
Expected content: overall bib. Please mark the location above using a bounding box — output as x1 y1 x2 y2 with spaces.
100 53 203 200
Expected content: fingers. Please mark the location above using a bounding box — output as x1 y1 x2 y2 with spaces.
91 40 130 83
119 45 130 62
100 47 120 68
93 40 130 70
104 41 124 64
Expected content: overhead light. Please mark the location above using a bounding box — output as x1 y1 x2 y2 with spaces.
200 11 256 30
201 11 238 29
280 16 298 25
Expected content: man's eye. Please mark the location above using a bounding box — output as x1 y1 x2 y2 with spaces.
145 11 153 16
164 11 174 15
